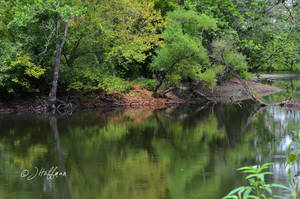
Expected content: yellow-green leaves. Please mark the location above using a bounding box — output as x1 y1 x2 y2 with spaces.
90 0 165 76
0 53 45 93
11 54 45 78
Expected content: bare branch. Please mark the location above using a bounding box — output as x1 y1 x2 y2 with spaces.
282 2 300 25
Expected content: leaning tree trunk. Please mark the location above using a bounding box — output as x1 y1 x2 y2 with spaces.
48 0 70 111
217 48 268 106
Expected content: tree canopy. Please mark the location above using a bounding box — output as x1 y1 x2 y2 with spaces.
0 0 299 98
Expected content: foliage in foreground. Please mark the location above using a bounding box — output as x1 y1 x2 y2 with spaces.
223 163 289 199
286 130 300 199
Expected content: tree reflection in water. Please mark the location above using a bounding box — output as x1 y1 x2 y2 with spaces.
49 115 74 199
0 97 299 198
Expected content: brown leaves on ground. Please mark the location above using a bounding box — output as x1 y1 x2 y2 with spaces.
78 84 183 110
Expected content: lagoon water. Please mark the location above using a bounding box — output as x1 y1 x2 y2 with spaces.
0 77 300 199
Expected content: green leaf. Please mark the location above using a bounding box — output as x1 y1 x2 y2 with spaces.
225 187 244 196
260 172 272 176
222 196 238 199
238 166 257 171
246 174 259 180
247 196 259 199
270 184 290 190
243 188 251 198
241 170 257 174
238 186 245 197
260 163 272 171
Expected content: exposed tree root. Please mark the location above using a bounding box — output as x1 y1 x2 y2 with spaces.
48 98 73 114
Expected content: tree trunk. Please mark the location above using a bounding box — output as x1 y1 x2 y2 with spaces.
269 59 272 73
48 20 62 109
217 48 267 106
154 80 163 93
48 0 70 111
290 60 294 72
153 71 166 94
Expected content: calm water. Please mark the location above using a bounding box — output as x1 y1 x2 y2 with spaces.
0 77 300 199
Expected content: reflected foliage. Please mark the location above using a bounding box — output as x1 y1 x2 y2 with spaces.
262 77 300 104
1 95 300 198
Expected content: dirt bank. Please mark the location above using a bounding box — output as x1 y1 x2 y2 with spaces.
210 78 282 103
0 84 183 113
0 79 282 113
74 84 184 110
174 77 282 104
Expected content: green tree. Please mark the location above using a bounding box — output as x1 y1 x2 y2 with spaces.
59 0 165 92
213 38 249 79
150 9 217 94
0 0 85 99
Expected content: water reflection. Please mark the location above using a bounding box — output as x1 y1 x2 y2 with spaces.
49 115 74 199
262 77 300 103
250 105 300 197
0 78 300 198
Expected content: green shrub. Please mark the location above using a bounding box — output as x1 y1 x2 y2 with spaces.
133 78 157 91
213 38 249 79
60 66 132 93
150 9 217 90
98 76 133 93
198 68 218 89
0 47 45 94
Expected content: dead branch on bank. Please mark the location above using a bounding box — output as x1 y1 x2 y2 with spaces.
229 66 300 108
228 68 268 106
157 86 177 98
216 45 300 108
192 90 216 103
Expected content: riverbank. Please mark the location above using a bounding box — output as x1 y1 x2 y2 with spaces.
0 84 184 113
210 78 282 103
0 79 282 113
